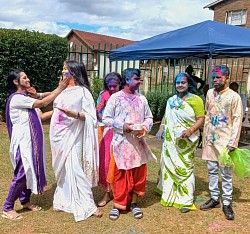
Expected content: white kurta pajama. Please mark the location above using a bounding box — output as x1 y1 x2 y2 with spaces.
9 95 46 194
50 86 99 222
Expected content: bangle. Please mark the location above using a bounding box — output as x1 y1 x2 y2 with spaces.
190 126 196 133
39 93 44 99
75 112 80 119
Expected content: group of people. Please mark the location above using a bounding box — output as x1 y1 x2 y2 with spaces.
2 62 243 222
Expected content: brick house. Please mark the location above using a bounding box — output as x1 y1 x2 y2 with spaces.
66 29 136 78
204 0 250 92
204 0 250 27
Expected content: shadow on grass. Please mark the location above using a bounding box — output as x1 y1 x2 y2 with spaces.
194 175 250 203
140 180 160 208
194 176 210 198
28 183 57 211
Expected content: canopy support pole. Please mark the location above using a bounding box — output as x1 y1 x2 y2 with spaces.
207 54 213 87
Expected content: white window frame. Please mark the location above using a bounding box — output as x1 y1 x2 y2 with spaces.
226 9 247 26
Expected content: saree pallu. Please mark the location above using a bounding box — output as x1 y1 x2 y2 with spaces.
156 95 199 210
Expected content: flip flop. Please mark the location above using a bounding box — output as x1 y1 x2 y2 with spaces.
109 208 120 221
23 204 42 211
2 210 23 220
131 203 143 219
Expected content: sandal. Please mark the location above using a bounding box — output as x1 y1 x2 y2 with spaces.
2 210 23 220
98 192 112 207
180 208 190 213
92 208 103 218
131 203 143 219
22 203 42 211
109 208 120 221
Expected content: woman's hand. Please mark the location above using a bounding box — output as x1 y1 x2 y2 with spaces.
181 128 193 138
55 107 84 120
58 77 70 91
156 125 164 139
27 87 38 98
97 113 103 122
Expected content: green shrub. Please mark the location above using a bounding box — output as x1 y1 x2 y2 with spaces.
0 29 68 117
145 91 173 122
91 74 103 102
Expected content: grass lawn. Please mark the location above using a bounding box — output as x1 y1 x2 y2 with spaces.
0 122 250 234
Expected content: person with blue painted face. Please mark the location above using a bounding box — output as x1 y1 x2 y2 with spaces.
200 65 243 220
156 72 205 213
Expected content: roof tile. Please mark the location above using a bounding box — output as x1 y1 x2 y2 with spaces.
67 29 135 51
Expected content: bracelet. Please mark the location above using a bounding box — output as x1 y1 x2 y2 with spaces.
75 112 80 119
190 126 196 133
39 93 44 99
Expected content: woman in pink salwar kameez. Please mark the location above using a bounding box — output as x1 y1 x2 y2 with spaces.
96 72 122 207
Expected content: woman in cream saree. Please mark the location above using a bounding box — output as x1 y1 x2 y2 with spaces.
50 61 101 221
156 73 204 213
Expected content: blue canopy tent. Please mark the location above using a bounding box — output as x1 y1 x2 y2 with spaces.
109 20 250 83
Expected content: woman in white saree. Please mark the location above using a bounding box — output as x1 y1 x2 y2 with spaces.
50 60 102 221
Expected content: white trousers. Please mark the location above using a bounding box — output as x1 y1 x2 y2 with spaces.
207 160 232 206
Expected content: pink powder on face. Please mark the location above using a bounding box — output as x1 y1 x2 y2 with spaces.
212 70 224 77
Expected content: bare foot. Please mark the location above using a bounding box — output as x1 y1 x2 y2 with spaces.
98 192 112 207
22 202 42 211
92 208 102 218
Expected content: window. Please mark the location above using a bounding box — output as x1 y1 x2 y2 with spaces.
226 9 247 25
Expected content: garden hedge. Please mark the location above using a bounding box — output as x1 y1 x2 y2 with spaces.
0 28 68 118
145 91 172 122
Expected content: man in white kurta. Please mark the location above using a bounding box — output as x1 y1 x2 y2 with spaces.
200 65 243 220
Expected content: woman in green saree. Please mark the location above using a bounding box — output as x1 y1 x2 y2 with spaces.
156 72 205 213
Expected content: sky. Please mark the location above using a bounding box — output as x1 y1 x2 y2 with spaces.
0 0 214 41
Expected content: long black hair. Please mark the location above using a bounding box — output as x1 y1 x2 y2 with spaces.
5 69 23 94
64 60 91 91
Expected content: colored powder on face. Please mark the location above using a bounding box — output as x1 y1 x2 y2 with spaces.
124 70 135 80
176 75 187 84
212 66 228 76
212 71 223 78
